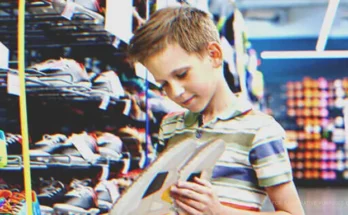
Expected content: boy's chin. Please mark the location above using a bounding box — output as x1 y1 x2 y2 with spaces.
184 105 205 113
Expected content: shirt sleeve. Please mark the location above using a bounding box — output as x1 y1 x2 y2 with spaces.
248 119 293 187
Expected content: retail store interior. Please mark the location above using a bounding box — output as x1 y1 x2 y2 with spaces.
0 0 347 214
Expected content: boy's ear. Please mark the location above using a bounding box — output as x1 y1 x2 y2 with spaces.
207 42 223 68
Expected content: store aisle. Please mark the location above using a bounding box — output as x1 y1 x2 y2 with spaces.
262 187 348 215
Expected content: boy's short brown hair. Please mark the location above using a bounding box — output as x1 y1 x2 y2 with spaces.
128 6 220 64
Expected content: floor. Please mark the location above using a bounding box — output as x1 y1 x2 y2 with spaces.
262 187 348 214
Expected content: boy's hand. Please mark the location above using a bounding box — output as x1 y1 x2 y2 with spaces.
170 177 224 215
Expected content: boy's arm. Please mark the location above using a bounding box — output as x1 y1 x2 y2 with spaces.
221 181 305 215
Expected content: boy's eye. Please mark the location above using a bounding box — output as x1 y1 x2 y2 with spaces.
176 71 187 79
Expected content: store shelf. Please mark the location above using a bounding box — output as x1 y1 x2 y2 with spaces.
0 0 123 50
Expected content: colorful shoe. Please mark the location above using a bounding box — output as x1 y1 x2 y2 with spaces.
0 190 12 214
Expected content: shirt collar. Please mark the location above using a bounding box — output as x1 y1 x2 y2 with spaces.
184 94 253 127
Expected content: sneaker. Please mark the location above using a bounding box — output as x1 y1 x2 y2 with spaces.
92 71 125 99
53 186 100 215
30 134 68 156
109 139 198 215
69 178 93 190
5 133 22 155
95 179 120 213
31 132 101 164
8 192 26 214
28 58 91 87
110 139 226 215
37 178 66 210
0 190 12 214
96 132 123 160
179 139 226 182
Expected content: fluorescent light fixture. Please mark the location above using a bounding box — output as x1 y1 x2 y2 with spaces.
316 0 340 51
261 50 348 59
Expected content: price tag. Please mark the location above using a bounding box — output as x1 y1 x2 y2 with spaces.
99 94 110 110
61 1 76 20
0 42 9 69
123 99 132 116
7 72 20 96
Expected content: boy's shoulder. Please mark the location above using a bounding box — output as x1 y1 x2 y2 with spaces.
239 109 279 127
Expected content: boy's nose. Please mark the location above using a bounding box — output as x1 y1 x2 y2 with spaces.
170 82 185 99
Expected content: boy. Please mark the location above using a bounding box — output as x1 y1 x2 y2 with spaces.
128 6 305 215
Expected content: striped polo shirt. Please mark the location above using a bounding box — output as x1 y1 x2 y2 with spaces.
157 95 293 210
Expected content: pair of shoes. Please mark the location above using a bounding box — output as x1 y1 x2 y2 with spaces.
52 178 120 215
110 139 226 215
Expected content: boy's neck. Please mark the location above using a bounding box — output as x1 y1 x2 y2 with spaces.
201 78 236 124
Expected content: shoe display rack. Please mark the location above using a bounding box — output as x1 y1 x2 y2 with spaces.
0 1 169 214
284 76 348 186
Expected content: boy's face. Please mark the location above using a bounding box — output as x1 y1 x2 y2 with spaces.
143 43 222 113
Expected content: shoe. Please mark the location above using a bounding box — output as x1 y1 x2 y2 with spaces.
0 190 12 214
31 132 101 164
28 58 91 87
92 71 125 99
37 178 66 210
5 133 22 155
69 178 93 190
95 179 120 214
96 132 123 160
30 134 68 156
8 192 26 215
109 139 198 215
179 139 226 182
53 186 100 215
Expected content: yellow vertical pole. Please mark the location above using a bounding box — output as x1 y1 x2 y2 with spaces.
18 0 33 214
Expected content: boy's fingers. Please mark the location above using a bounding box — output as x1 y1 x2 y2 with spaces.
175 199 201 215
176 180 212 195
194 177 213 188
177 195 206 211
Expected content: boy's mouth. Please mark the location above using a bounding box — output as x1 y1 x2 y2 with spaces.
182 96 195 105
